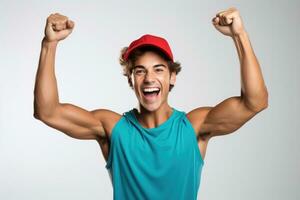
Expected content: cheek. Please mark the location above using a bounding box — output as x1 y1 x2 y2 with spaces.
132 77 142 92
159 75 171 86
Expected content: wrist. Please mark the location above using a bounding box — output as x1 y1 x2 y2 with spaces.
232 30 248 40
42 37 58 48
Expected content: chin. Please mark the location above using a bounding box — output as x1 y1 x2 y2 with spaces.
140 102 161 112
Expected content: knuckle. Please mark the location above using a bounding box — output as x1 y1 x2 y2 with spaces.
62 17 68 23
47 17 53 23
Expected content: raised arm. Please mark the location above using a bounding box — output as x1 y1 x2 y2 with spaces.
33 13 120 141
187 7 268 139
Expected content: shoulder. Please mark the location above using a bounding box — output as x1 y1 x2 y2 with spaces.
185 107 213 139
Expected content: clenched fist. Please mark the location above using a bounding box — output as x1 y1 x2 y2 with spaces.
212 7 245 37
44 13 75 43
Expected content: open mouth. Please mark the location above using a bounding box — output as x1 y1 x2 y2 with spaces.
142 88 161 99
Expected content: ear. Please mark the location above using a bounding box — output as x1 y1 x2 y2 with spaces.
170 71 176 85
129 74 134 90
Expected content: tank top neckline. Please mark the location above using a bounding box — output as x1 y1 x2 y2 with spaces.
129 107 178 132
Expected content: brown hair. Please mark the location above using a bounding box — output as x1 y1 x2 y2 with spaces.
119 45 182 91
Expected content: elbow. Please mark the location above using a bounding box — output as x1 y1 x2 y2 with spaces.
33 107 54 122
33 100 58 121
33 102 41 120
33 102 43 120
246 101 268 113
245 91 269 113
262 96 269 109
33 110 45 121
33 99 41 120
33 111 53 123
256 100 268 112
259 90 269 111
33 111 40 120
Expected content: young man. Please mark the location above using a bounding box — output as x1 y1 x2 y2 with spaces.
34 7 268 200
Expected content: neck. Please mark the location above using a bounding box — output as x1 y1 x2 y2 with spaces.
134 104 173 129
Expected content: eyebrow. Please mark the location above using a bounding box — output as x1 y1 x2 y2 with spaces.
133 64 167 70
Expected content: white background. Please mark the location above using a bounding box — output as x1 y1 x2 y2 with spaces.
0 0 299 199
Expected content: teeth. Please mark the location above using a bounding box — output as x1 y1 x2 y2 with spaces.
143 88 160 92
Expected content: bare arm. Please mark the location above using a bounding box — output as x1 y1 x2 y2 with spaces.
33 13 111 140
187 8 268 139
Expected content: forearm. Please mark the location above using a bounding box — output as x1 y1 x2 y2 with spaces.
34 38 60 118
232 31 268 111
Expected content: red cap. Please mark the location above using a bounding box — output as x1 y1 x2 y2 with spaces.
123 34 174 62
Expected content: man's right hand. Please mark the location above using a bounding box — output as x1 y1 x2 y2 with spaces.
44 13 75 43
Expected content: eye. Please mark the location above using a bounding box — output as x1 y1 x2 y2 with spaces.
134 69 145 75
156 68 164 72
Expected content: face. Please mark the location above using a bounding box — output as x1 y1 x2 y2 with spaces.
130 51 176 112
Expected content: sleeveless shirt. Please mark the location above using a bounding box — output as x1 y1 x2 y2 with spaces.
105 107 204 200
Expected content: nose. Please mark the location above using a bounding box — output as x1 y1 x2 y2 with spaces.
144 71 155 84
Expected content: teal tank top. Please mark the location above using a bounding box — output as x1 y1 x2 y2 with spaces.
105 107 204 200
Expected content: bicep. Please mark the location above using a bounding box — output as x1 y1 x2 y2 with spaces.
202 96 257 137
39 103 105 140
188 96 258 139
